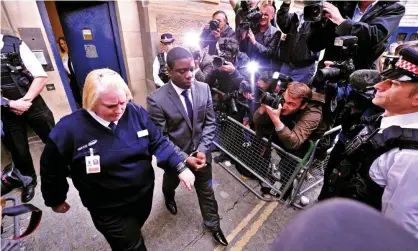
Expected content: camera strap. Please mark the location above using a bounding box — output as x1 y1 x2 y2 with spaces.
261 127 276 159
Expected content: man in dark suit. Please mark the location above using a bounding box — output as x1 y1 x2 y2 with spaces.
147 47 228 246
193 49 214 83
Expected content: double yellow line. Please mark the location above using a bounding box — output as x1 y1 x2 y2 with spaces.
214 200 280 251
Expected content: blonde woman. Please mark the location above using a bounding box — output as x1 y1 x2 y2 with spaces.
40 68 196 251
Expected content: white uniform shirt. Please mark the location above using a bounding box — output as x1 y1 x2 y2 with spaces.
369 112 418 238
87 110 118 128
153 52 167 87
170 81 193 116
0 34 47 78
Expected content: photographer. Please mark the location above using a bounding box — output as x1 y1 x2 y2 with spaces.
307 1 405 70
239 4 281 70
275 0 319 84
188 46 214 83
242 71 277 122
200 11 235 56
206 38 251 95
253 82 324 157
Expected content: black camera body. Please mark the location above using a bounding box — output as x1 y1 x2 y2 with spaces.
213 38 239 69
315 36 358 83
209 20 220 31
240 6 262 31
304 1 347 22
259 72 293 109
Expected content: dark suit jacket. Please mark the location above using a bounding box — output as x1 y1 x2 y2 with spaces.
307 1 405 69
147 80 216 163
195 52 214 83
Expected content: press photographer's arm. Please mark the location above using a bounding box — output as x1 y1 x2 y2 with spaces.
307 1 405 69
253 83 322 150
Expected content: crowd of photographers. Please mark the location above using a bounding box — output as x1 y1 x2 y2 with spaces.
182 0 404 162
152 0 418 242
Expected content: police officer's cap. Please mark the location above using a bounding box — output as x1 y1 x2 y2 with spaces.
160 33 175 44
381 48 418 83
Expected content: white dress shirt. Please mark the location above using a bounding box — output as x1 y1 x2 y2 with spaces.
352 0 379 22
0 34 47 78
153 52 167 87
87 110 118 128
369 111 418 239
61 52 72 75
170 81 193 116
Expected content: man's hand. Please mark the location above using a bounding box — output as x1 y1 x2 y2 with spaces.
9 99 32 115
186 155 206 170
323 2 345 25
178 169 195 191
243 92 254 100
219 61 236 73
204 24 210 30
52 201 70 213
212 29 221 39
194 59 200 71
240 31 248 40
195 152 207 165
263 104 282 127
248 30 256 45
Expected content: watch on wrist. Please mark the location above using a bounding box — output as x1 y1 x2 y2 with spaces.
3 99 10 108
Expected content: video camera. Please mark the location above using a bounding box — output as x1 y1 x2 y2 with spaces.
238 1 262 32
240 7 262 31
314 36 358 83
213 38 240 69
304 0 347 22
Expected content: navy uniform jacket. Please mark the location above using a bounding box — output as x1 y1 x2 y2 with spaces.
40 102 185 212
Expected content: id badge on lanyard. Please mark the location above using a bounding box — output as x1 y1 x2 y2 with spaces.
85 148 101 174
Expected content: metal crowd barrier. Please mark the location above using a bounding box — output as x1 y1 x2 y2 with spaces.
213 113 303 202
289 126 341 208
210 87 341 206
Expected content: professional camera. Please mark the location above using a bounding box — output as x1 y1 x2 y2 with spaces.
223 90 241 114
189 48 201 61
209 20 220 31
314 36 358 83
240 7 262 31
304 1 346 22
213 38 240 69
259 72 293 109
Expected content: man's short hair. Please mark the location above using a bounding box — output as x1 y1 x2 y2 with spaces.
286 82 312 104
166 47 193 69
212 10 228 22
83 68 132 110
260 4 275 17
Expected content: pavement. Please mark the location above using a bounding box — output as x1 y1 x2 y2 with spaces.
1 138 322 251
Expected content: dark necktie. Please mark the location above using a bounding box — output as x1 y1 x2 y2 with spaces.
181 90 193 123
108 122 117 131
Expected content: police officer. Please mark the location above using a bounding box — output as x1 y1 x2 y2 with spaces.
152 33 174 88
1 33 55 203
318 48 418 238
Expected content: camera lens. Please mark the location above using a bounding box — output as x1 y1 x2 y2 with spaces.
209 20 219 31
213 57 224 69
315 67 341 83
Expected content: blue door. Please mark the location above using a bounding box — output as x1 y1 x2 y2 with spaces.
56 1 126 88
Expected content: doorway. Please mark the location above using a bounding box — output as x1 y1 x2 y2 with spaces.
38 1 127 111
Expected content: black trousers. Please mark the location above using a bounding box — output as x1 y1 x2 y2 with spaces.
89 186 154 251
1 96 55 179
163 163 220 231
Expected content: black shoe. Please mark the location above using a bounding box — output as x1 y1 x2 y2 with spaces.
22 180 37 203
214 154 230 163
212 228 228 246
165 198 177 215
